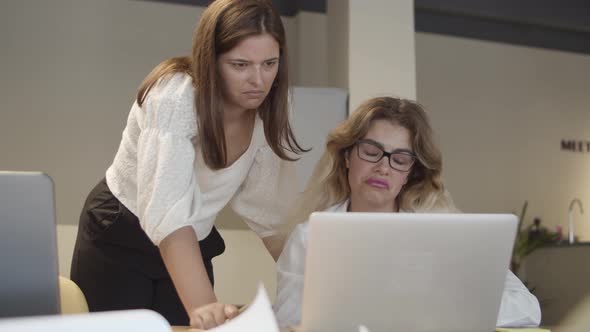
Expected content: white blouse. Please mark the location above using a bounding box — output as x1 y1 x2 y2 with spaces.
106 73 296 245
274 201 542 328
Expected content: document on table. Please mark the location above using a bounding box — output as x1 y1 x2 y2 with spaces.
208 284 279 332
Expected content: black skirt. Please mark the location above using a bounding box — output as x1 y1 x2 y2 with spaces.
70 178 225 325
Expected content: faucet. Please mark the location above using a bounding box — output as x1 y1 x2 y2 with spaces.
568 199 584 244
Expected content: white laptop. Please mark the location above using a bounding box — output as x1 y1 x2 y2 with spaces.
0 171 60 317
300 212 517 332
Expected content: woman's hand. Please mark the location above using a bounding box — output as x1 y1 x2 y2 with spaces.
189 302 239 329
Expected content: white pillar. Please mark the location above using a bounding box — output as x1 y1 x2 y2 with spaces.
328 0 416 112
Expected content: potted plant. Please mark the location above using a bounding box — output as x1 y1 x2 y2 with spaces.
511 201 562 275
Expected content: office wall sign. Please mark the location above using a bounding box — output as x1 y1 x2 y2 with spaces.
561 140 590 152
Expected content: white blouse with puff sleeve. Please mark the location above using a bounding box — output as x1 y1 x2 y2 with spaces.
106 73 295 245
274 200 542 328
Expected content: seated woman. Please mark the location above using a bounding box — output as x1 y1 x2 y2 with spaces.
274 97 541 328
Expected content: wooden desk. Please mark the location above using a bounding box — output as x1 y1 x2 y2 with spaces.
173 327 554 332
172 326 297 332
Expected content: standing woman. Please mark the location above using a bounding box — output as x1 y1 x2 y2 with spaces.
70 0 305 329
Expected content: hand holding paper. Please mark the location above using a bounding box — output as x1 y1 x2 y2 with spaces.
206 284 279 332
189 303 239 329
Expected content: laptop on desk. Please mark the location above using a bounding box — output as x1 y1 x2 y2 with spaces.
0 171 60 317
300 212 517 332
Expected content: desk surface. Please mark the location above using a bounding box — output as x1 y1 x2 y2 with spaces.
175 327 556 332
172 326 296 332
172 327 555 332
172 327 199 332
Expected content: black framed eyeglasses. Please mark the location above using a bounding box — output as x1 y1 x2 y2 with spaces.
355 139 416 172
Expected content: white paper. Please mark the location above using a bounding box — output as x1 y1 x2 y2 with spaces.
209 284 279 332
358 324 371 332
0 309 171 332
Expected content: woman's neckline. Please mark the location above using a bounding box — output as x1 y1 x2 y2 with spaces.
209 114 262 172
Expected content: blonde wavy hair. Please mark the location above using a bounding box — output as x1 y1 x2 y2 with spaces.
288 97 456 227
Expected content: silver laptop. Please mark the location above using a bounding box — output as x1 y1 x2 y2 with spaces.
0 171 60 317
300 212 517 332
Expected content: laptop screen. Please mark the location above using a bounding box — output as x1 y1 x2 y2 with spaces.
0 171 60 317
301 212 517 332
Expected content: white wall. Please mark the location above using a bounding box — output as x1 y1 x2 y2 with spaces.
293 12 329 87
326 0 348 90
0 0 200 227
416 32 590 239
326 0 417 111
281 11 329 87
348 0 416 108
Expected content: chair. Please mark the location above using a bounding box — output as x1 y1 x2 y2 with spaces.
58 276 89 314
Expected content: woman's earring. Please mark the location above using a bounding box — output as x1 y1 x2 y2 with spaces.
345 150 350 168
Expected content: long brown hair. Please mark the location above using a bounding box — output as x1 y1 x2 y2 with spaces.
136 0 306 169
290 97 455 225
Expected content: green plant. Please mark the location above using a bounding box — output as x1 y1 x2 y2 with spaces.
512 224 561 265
510 201 562 274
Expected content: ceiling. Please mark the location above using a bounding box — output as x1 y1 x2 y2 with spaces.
138 0 590 54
